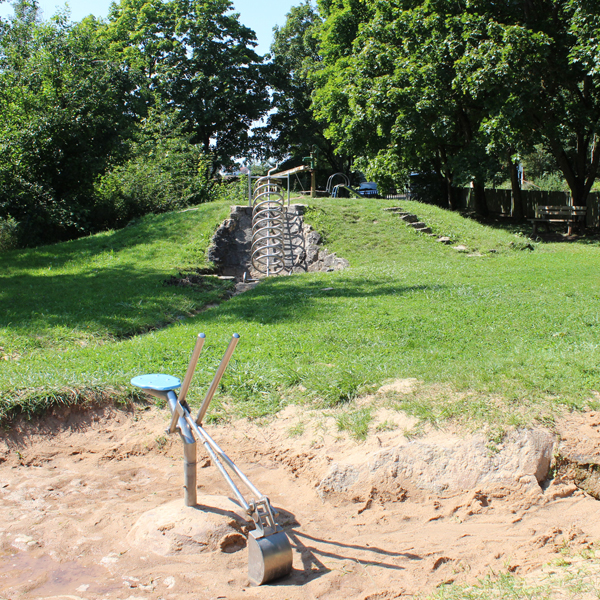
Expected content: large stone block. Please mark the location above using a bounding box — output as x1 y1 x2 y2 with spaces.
317 429 556 499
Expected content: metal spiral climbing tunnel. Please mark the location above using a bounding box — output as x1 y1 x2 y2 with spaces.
251 176 286 276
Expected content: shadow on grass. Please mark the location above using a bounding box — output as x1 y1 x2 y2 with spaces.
1 268 447 345
203 278 448 325
465 213 600 245
0 264 232 340
0 204 224 272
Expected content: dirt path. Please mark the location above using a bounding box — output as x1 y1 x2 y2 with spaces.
1 404 600 600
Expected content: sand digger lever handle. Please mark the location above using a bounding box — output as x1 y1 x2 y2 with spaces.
178 333 206 405
195 334 240 425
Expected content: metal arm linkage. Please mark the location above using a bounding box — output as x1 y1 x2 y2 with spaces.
182 406 279 536
165 334 280 537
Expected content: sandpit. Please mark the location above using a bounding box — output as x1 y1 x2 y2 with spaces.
2 396 600 600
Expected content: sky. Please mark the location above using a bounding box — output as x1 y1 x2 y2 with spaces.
0 0 299 55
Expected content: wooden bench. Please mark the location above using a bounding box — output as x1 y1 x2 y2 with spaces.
529 205 587 236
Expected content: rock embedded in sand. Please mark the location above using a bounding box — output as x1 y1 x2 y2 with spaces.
317 428 556 499
12 534 38 550
127 496 251 557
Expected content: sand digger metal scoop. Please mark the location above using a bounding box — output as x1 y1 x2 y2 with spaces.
131 333 293 586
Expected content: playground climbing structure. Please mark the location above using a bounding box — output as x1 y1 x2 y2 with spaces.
251 175 286 276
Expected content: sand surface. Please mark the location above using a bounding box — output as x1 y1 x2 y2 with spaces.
1 403 600 600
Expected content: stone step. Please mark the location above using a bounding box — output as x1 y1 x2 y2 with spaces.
400 214 419 223
234 281 260 295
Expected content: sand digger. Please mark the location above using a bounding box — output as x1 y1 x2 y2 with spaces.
131 333 293 586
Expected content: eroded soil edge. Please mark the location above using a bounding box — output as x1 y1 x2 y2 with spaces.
1 401 600 600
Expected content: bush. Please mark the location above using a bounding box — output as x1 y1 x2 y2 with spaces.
355 152 408 196
93 113 215 228
216 175 249 205
94 150 214 228
0 216 19 252
409 171 449 207
0 170 95 247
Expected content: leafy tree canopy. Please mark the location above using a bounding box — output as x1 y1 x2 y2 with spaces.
94 108 215 228
261 0 352 176
0 0 137 244
312 0 600 208
103 0 270 172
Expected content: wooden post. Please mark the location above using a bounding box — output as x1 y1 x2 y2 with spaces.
311 170 316 198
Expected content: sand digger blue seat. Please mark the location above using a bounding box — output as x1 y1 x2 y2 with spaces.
131 374 181 392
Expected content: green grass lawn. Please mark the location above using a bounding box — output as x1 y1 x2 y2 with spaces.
0 203 232 357
1 197 600 428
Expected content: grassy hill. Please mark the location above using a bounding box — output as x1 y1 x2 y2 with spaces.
2 197 600 430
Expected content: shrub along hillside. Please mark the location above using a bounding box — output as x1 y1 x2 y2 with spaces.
1 197 600 429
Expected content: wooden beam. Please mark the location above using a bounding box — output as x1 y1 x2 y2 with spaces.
269 165 311 177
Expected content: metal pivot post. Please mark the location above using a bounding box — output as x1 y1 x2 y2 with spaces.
303 146 318 198
164 333 206 506
166 390 197 506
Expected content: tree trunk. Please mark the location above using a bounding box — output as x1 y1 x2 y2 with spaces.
473 181 488 217
445 175 455 210
508 155 523 222
544 132 597 207
583 134 600 203
437 147 455 210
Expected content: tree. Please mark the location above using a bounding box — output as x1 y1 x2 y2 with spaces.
534 0 600 206
313 0 499 211
260 1 351 176
104 0 270 174
94 108 214 228
311 0 375 171
451 12 551 220
456 0 600 208
0 1 137 244
313 0 600 210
